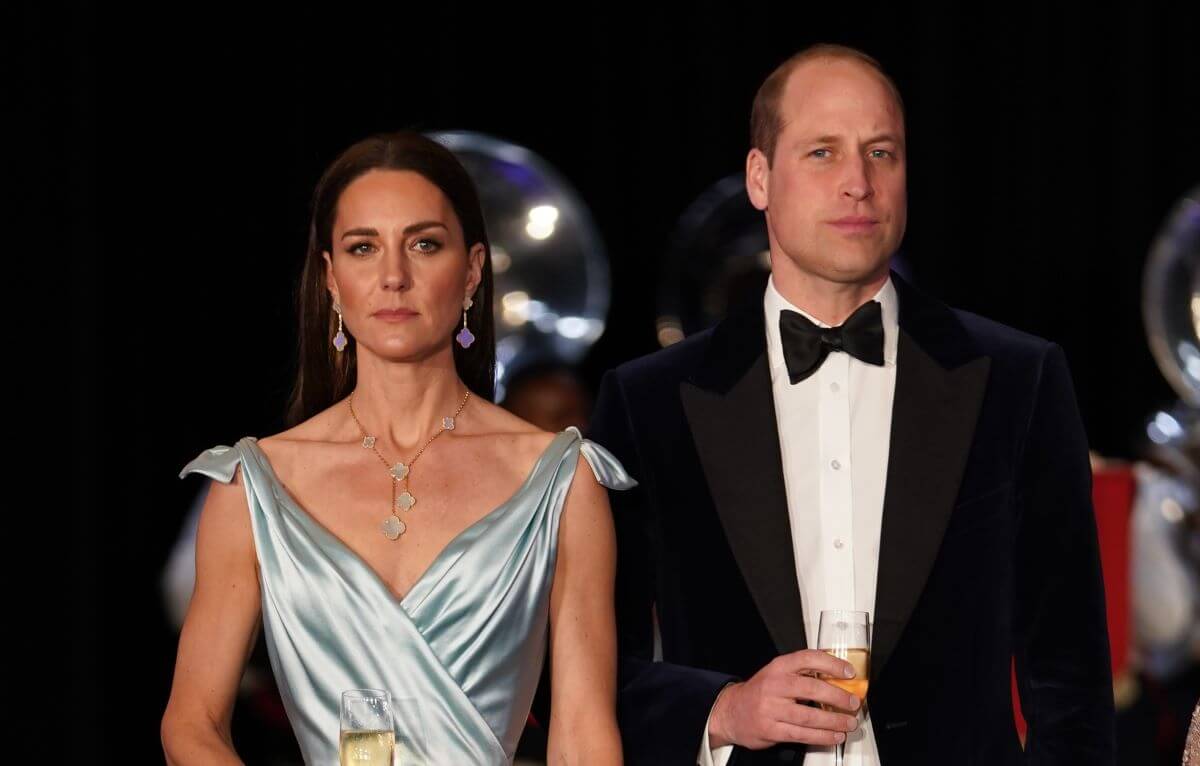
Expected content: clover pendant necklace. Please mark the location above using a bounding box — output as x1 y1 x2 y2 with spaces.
347 389 471 540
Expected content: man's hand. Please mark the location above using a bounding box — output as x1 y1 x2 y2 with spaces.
708 650 861 750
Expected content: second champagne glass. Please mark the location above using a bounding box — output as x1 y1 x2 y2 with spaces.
340 688 395 766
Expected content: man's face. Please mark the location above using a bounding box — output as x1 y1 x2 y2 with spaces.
747 58 907 286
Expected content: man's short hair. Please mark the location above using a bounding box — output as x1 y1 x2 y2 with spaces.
750 44 905 166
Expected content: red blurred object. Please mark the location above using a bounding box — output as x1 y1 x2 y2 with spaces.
1011 463 1135 739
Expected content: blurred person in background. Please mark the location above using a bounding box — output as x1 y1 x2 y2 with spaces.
501 359 593 434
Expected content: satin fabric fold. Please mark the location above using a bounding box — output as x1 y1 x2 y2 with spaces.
180 428 635 765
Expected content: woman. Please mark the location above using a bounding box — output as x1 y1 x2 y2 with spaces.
160 132 632 765
1187 700 1200 764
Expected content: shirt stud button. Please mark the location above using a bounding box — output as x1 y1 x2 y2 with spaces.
831 459 841 470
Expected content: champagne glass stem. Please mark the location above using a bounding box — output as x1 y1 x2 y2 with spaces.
835 741 845 766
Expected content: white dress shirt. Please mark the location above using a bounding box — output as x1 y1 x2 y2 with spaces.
700 276 898 766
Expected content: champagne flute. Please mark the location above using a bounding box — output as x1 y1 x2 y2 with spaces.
340 689 395 766
817 610 870 766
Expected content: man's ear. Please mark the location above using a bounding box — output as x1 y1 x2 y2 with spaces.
746 147 770 211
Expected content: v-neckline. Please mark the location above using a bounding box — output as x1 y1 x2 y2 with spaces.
239 431 571 607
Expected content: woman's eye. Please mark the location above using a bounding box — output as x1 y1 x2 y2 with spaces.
413 238 442 254
346 241 375 256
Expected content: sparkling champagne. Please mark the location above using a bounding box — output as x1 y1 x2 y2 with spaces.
820 647 870 710
339 729 395 766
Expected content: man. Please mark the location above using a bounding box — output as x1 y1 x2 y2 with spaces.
589 44 1115 765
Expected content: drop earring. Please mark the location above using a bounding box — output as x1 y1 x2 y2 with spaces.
455 296 476 349
332 300 348 352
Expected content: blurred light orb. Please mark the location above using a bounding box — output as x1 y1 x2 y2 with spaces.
1143 185 1200 406
429 131 611 396
656 174 770 346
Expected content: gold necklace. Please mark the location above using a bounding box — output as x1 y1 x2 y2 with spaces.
347 389 471 540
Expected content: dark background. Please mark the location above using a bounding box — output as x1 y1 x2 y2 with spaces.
22 2 1199 761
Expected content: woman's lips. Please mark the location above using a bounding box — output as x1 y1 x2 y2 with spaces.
373 309 419 322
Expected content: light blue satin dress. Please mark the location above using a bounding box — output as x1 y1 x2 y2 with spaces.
180 426 635 765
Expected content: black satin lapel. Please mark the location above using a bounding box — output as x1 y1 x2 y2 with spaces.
681 355 807 654
871 330 991 681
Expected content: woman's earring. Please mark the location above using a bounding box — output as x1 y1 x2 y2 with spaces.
332 301 348 352
455 296 476 349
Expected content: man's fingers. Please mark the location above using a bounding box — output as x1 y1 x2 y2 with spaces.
774 649 857 680
729 653 865 751
770 698 858 733
776 674 860 712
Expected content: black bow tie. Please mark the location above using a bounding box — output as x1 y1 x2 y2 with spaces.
779 301 885 384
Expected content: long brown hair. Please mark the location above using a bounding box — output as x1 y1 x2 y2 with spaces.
286 132 496 426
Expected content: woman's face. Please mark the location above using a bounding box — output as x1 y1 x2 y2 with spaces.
324 169 484 363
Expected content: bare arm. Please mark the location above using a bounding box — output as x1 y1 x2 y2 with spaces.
546 455 623 765
161 470 261 766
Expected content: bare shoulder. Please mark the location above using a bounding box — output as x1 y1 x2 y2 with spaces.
554 444 616 581
463 400 603 497
199 459 247 515
565 450 608 513
462 398 558 470
195 461 255 567
254 399 348 471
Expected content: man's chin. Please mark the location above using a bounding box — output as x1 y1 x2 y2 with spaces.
773 243 892 286
818 254 892 286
